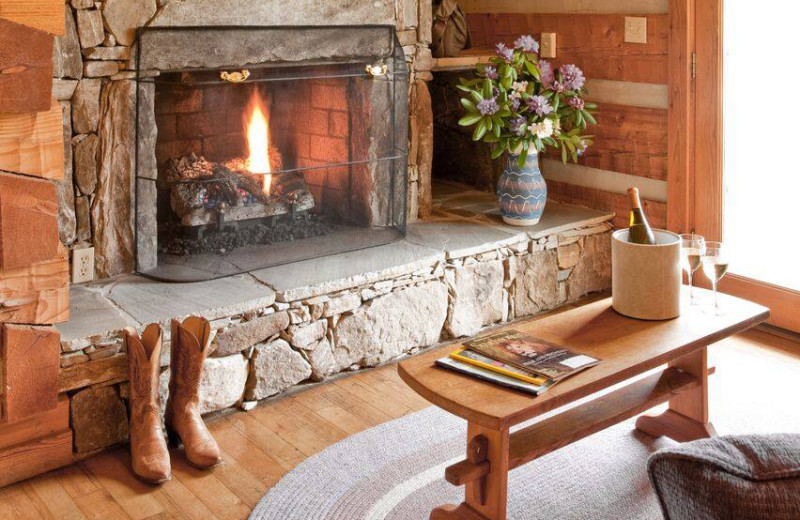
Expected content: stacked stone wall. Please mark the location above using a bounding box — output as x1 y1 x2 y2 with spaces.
61 222 612 455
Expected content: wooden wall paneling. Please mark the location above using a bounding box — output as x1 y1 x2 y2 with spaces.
0 18 54 114
666 0 695 233
466 13 669 84
0 430 72 488
547 178 666 230
0 170 61 270
0 243 69 324
0 324 60 423
545 103 668 180
0 0 65 35
0 395 68 451
0 101 64 179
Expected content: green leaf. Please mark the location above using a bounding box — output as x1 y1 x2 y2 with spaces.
484 133 500 143
552 95 560 112
583 110 597 125
491 145 505 159
456 84 473 92
517 146 529 168
473 119 487 141
585 102 598 110
561 144 568 163
493 122 501 137
485 116 493 132
458 113 483 126
470 91 483 104
460 98 477 112
482 80 493 99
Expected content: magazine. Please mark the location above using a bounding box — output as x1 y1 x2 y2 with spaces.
449 348 550 386
435 357 552 396
465 330 599 381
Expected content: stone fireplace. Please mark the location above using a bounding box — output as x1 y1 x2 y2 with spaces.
133 26 408 281
48 0 615 459
53 0 430 281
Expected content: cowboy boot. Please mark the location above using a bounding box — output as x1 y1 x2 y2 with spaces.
165 316 222 468
125 324 171 484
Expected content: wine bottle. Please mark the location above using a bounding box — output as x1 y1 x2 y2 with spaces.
627 187 656 245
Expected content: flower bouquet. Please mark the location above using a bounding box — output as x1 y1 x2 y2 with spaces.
457 35 597 225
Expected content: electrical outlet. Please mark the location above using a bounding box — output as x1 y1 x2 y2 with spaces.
540 33 556 58
625 17 647 44
72 247 95 284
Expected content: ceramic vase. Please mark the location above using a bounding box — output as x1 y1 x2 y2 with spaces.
496 147 547 226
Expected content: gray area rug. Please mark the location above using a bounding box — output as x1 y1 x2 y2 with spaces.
251 354 800 520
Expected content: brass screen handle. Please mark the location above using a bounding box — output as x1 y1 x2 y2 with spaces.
220 69 250 83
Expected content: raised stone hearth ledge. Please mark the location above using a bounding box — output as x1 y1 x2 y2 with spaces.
57 190 613 455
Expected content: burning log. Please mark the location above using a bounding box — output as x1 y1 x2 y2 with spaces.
165 152 315 227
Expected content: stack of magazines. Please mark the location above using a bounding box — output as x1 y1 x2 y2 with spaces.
435 330 600 396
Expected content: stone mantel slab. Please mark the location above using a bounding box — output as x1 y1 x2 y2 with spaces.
150 0 396 28
138 26 396 71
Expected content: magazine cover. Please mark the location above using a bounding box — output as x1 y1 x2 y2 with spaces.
465 330 599 381
435 357 551 396
449 348 550 385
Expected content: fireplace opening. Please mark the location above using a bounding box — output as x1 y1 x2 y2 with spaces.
134 27 408 282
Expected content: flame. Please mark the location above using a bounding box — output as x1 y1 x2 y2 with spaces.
245 90 272 195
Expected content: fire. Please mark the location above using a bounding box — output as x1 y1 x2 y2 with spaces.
244 90 272 195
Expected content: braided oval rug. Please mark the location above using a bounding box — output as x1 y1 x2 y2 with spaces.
250 352 800 520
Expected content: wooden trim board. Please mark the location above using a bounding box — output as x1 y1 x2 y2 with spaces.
458 0 669 15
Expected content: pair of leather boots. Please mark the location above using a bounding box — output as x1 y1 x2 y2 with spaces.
124 316 222 484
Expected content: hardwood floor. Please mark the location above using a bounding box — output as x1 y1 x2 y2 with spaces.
2 313 798 520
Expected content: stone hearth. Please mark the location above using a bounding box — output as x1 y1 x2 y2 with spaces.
57 181 613 455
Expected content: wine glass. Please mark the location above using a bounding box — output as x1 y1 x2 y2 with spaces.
679 234 705 305
701 241 729 315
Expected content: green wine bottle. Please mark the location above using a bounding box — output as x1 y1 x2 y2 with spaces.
627 187 656 245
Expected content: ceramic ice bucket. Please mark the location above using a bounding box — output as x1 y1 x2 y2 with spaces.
612 229 681 320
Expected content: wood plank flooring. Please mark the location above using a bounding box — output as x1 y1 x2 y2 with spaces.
1 305 798 520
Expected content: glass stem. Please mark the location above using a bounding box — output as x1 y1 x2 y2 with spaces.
688 271 693 301
712 280 719 313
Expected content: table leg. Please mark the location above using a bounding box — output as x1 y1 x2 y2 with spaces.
431 423 510 520
635 348 717 442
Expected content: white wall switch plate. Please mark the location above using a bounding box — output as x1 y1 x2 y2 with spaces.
540 33 556 58
624 16 647 44
72 247 95 283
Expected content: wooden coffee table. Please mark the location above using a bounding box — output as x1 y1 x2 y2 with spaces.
398 289 769 520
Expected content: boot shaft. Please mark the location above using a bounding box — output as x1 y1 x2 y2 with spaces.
125 324 164 425
168 317 212 411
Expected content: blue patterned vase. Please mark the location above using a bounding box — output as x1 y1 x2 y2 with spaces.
496 148 547 226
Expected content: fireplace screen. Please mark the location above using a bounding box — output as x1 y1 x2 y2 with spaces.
134 27 408 282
